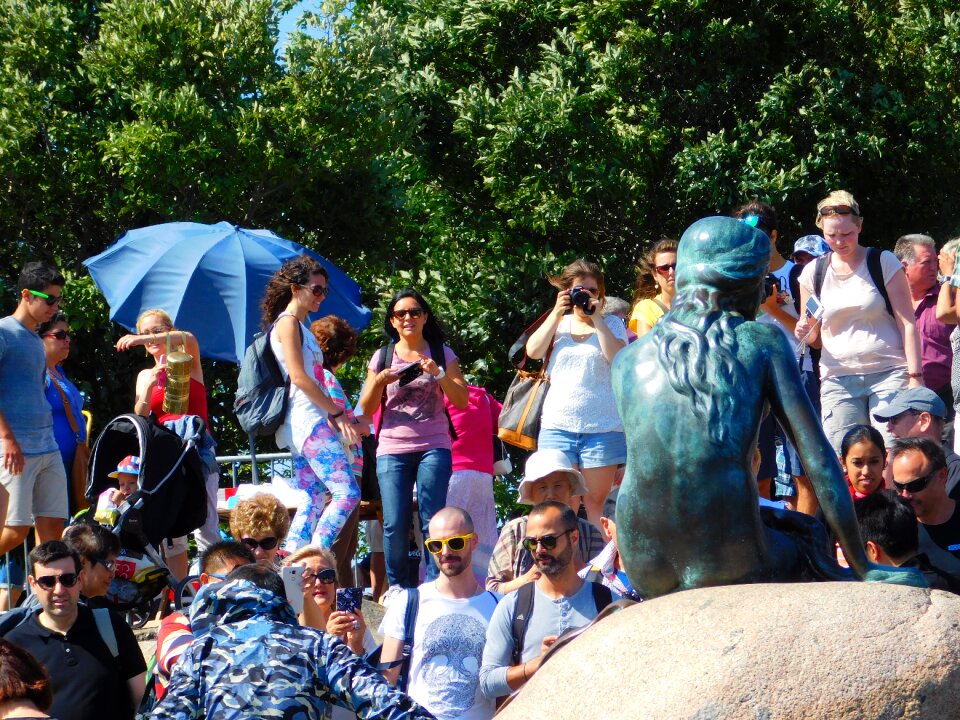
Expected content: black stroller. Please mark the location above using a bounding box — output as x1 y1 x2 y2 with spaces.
82 413 209 624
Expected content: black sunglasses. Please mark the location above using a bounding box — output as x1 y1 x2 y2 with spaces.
28 289 62 306
818 204 859 218
893 470 939 495
521 529 573 552
241 536 279 551
44 330 71 341
305 284 328 298
304 568 337 584
392 308 424 319
34 573 80 590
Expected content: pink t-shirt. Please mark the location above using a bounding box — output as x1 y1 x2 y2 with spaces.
368 344 458 455
445 386 503 474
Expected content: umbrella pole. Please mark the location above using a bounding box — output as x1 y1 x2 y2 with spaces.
248 432 260 485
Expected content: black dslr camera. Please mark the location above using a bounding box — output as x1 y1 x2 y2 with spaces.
763 274 779 299
568 286 596 315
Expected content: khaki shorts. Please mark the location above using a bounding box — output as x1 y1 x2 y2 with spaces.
0 450 69 526
164 535 189 558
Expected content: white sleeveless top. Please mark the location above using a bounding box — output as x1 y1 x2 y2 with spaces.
269 312 327 451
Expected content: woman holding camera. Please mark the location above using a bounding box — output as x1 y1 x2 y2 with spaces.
358 289 468 599
526 259 627 528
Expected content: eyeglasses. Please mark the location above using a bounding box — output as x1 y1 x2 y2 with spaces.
894 470 939 495
655 263 677 276
241 536 279 551
34 573 80 590
28 289 62 306
44 330 71 341
392 308 424 320
304 567 337 584
305 284 328 298
94 557 116 571
818 205 859 218
521 529 573 553
141 325 171 336
425 533 475 555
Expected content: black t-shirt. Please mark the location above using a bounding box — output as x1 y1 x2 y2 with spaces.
923 507 960 560
5 607 146 720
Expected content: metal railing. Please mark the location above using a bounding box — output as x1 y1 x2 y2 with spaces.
216 451 292 487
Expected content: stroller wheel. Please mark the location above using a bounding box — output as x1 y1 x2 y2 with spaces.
174 575 203 612
126 602 155 629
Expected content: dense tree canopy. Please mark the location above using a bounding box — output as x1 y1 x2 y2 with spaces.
2 0 960 463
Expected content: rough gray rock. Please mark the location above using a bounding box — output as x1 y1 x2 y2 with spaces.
496 582 960 720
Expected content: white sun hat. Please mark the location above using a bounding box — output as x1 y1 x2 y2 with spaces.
517 449 588 504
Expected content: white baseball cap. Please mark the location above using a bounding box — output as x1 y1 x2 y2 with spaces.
517 449 588 504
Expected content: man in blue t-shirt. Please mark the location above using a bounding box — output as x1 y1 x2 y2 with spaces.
0 262 68 556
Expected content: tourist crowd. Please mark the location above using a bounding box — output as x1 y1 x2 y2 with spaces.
1 188 960 719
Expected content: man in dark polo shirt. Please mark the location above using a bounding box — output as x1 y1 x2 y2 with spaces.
5 541 145 720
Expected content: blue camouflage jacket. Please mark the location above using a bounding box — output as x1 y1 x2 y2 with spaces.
150 580 433 720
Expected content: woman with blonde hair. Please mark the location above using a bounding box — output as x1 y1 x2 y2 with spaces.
794 190 922 452
526 258 627 527
629 238 679 336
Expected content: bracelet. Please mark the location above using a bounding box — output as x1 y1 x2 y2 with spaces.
908 372 923 379
435 367 446 380
329 410 344 419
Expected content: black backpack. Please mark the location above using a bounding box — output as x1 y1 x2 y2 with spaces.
812 247 893 317
234 320 302 438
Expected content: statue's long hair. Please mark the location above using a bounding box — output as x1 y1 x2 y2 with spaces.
649 217 771 445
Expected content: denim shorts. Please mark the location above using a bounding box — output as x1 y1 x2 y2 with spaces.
537 428 627 469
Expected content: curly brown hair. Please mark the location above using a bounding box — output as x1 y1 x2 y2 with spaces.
229 493 291 541
310 316 359 370
632 238 678 304
261 255 328 330
0 639 52 710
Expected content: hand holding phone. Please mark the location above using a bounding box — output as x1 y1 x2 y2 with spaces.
335 587 363 614
280 565 305 615
805 296 824 320
396 361 423 387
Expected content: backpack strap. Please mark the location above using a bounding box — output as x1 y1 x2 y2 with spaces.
396 587 420 691
788 263 803 316
866 247 894 317
510 582 536 667
93 607 119 659
373 343 395 436
812 252 830 302
590 581 613 613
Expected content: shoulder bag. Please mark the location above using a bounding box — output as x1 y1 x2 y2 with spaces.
497 311 554 451
49 372 91 511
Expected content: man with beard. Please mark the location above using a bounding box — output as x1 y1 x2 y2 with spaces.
478 501 612 700
380 506 500 719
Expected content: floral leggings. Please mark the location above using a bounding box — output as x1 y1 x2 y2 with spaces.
283 419 360 552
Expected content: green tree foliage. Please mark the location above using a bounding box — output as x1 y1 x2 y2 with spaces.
3 0 960 467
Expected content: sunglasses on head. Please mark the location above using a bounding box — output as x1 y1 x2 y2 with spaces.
44 330 71 341
425 533 474 555
34 573 80 590
521 528 573 553
241 536 279 551
304 567 337 584
305 284 328 298
893 470 939 495
655 263 677 276
393 308 424 320
818 205 858 218
28 289 62 306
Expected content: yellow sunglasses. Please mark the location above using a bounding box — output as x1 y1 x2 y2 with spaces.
424 533 474 554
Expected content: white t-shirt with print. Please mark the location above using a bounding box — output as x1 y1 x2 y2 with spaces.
380 582 500 720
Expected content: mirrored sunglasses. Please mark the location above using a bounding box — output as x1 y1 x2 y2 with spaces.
35 573 80 590
393 308 424 319
655 263 677 276
28 289 62 306
241 536 279 551
425 533 474 554
818 205 858 218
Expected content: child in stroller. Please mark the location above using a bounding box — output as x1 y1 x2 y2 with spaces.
95 455 141 526
80 413 210 624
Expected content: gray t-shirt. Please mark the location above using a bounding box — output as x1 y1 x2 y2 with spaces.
0 316 56 455
479 580 604 699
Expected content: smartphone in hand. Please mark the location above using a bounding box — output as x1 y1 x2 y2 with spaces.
280 565 305 615
396 362 423 387
335 587 364 614
805 296 824 320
